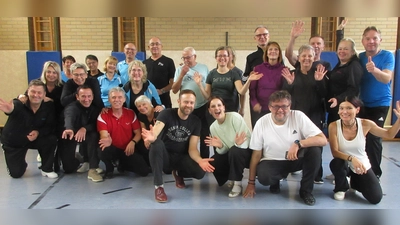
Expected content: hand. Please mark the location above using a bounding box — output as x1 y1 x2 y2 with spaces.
17 95 27 104
44 97 53 102
281 67 295 85
234 132 247 146
393 100 400 119
74 127 87 142
198 158 215 172
286 144 300 161
0 98 14 113
154 105 164 112
248 71 263 81
101 107 109 114
314 64 327 81
204 136 223 148
337 18 348 30
290 20 305 39
243 184 256 198
144 140 151 149
193 72 203 85
62 129 74 140
328 98 338 108
99 135 112 151
351 157 367 175
157 89 163 95
181 65 190 76
366 56 376 73
142 125 156 143
253 103 262 113
124 141 135 156
27 130 39 142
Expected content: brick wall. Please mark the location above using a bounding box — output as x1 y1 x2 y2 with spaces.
0 17 29 50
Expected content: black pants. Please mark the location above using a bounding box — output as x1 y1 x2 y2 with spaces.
256 146 321 194
330 158 382 204
60 131 100 173
359 106 389 178
210 146 252 186
149 139 205 186
249 101 270 128
192 104 211 158
2 134 57 178
99 143 149 177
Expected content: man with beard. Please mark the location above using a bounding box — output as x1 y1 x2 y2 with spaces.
141 89 214 203
243 90 327 206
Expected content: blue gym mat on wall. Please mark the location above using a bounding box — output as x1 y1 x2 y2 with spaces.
26 51 62 82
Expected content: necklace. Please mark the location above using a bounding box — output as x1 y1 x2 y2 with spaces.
342 119 356 129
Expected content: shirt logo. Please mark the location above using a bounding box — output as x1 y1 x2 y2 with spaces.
292 130 297 134
158 62 164 66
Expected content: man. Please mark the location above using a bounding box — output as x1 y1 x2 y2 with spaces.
97 87 150 179
117 43 139 82
141 89 214 203
85 54 104 79
359 26 395 179
243 90 327 206
60 85 102 182
61 55 76 82
143 37 175 108
285 20 331 71
0 80 58 179
171 47 210 158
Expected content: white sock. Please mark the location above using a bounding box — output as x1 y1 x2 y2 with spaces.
232 181 242 192
155 185 164 189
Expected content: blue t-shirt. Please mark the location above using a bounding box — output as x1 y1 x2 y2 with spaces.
359 50 395 107
97 73 127 107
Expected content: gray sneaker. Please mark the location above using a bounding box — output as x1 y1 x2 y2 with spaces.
88 169 103 182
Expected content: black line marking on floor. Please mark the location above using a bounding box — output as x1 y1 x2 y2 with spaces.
103 187 132 195
55 204 70 209
31 193 41 195
383 155 400 168
27 173 64 209
164 178 192 183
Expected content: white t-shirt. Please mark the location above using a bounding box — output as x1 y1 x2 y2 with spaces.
250 110 322 160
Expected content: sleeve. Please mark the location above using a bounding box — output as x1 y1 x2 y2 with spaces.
63 103 77 131
97 113 108 132
381 51 395 71
147 81 162 105
206 70 213 85
173 66 181 82
84 107 101 132
36 102 56 137
243 55 252 78
249 119 264 151
335 60 363 103
60 80 77 107
168 58 176 79
131 111 141 131
89 78 105 109
297 111 323 139
336 30 344 49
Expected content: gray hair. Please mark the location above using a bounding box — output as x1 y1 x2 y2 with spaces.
183 47 196 55
108 87 125 97
134 95 152 107
69 62 87 74
298 44 315 56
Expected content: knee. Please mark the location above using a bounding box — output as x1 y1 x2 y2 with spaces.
193 169 206 180
256 171 272 186
329 158 345 171
8 167 26 178
367 194 382 205
149 140 164 156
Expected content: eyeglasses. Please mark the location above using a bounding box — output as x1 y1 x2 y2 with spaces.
124 48 137 51
181 55 193 60
255 33 269 38
216 55 229 58
149 42 161 47
270 104 290 110
72 73 87 77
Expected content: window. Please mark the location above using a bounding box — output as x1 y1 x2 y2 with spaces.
29 17 60 51
311 17 344 51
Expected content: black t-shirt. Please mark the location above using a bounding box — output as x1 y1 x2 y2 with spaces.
156 108 201 154
137 111 160 130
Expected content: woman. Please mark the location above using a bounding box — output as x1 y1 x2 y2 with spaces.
328 96 400 204
206 96 252 198
249 41 285 127
194 46 262 113
326 20 363 125
85 54 104 79
282 44 328 184
123 60 164 116
98 56 127 107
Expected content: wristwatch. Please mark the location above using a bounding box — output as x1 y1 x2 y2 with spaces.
294 140 302 149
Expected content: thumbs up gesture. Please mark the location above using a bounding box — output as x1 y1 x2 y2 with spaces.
366 56 376 73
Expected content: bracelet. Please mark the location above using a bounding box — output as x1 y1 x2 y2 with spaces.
248 179 255 182
131 139 137 144
248 182 255 185
347 155 353 162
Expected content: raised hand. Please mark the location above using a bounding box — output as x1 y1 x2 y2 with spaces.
0 98 14 114
248 71 263 81
314 64 327 81
393 100 400 119
281 67 295 85
204 135 223 148
193 72 202 85
290 20 305 39
142 125 156 143
337 18 348 30
235 132 247 146
366 56 376 73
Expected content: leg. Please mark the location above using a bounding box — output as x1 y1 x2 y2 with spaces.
228 146 252 181
2 145 28 178
176 154 205 180
350 169 383 204
99 145 119 174
210 152 229 186
85 131 100 169
256 160 289 186
33 135 57 173
329 158 350 192
192 104 210 158
120 149 150 177
149 139 170 186
59 138 80 173
314 146 324 183
300 146 321 194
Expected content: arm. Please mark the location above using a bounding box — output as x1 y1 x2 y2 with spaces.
124 128 141 156
141 120 165 143
188 135 215 172
194 72 211 99
368 101 400 139
298 132 327 148
98 130 112 151
285 20 305 67
171 66 189 94
0 98 14 114
243 150 262 198
60 81 77 107
160 78 174 94
336 18 347 48
366 56 393 84
236 71 263 95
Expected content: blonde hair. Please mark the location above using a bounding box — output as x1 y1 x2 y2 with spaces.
40 61 62 86
128 60 148 83
103 56 118 72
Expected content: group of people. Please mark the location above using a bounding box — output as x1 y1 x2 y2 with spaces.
0 19 398 206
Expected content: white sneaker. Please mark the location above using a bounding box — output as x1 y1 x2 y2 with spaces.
291 170 302 175
228 185 242 198
226 180 234 188
96 168 104 174
36 154 41 162
41 170 58 179
77 162 89 173
334 191 345 201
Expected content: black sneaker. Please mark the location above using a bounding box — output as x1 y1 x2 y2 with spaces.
103 172 114 179
300 191 315 206
314 178 324 184
269 182 281 194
